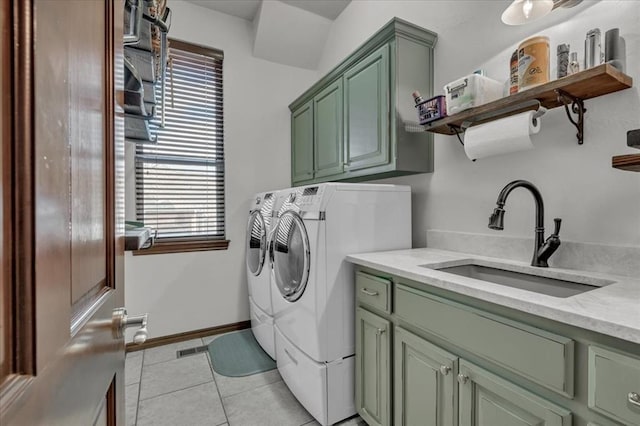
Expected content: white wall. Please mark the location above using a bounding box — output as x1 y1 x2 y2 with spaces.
124 0 316 339
317 0 640 249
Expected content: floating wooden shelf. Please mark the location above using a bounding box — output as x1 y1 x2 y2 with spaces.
423 64 633 140
612 154 640 172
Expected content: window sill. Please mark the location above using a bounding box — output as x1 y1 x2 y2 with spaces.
132 239 230 256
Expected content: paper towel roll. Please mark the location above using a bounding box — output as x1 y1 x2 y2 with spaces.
464 111 540 160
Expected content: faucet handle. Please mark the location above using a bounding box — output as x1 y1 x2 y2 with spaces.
538 218 562 265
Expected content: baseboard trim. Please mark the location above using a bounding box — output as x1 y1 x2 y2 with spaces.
126 320 251 352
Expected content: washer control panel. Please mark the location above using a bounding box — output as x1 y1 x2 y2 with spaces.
278 186 325 216
299 186 323 210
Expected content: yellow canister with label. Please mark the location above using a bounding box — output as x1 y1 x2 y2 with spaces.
518 36 550 91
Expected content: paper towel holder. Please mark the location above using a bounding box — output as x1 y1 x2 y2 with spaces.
449 99 547 146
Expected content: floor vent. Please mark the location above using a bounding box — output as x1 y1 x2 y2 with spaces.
176 345 209 358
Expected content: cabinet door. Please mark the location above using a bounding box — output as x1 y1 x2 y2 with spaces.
458 360 572 426
291 100 314 183
356 307 391 426
314 79 344 178
344 44 389 171
588 346 640 426
394 327 457 426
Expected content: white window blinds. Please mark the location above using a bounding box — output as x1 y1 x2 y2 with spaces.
135 40 225 241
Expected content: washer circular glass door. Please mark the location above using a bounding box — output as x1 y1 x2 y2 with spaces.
272 211 310 302
246 211 267 276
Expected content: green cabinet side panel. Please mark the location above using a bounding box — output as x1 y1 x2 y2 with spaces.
291 100 314 183
588 345 640 425
394 327 458 426
395 283 574 397
459 360 572 426
356 307 391 426
314 79 344 178
344 44 389 172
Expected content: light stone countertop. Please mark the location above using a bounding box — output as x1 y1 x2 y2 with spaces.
346 248 640 344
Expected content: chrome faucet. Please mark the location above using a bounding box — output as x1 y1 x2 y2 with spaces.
488 180 562 267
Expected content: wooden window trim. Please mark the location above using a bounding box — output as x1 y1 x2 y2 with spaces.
169 38 223 60
132 238 230 256
134 39 226 253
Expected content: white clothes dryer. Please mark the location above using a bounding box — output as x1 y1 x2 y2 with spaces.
245 190 281 359
270 183 411 425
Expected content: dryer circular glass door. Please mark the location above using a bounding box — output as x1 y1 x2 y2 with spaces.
246 211 267 276
272 211 310 302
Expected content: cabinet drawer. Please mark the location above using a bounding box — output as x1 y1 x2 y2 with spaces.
356 271 391 314
395 283 574 397
588 346 640 425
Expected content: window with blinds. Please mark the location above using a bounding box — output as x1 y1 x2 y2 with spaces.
135 39 226 250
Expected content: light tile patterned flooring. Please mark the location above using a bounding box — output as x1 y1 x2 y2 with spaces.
125 333 365 426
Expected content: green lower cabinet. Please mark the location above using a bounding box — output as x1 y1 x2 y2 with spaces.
354 266 640 426
356 307 391 426
394 327 458 426
458 360 572 426
588 346 640 426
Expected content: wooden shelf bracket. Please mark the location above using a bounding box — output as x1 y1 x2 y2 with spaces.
555 89 586 145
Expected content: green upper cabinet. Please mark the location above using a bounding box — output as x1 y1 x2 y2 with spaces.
289 18 437 186
291 100 314 184
344 44 389 172
314 79 344 178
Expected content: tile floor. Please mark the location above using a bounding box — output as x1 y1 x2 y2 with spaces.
125 332 366 426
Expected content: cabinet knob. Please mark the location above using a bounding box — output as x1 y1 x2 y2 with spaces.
629 392 640 407
439 365 451 376
457 373 469 384
376 328 386 336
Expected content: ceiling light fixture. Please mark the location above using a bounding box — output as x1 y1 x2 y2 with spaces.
501 0 583 26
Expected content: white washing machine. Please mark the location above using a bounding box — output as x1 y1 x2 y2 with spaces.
245 190 281 359
270 183 411 425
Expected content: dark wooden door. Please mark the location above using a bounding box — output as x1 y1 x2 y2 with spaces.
0 1 126 425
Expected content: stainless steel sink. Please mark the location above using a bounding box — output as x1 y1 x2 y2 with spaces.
429 263 609 298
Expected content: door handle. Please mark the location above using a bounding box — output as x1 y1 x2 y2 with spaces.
112 308 148 344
